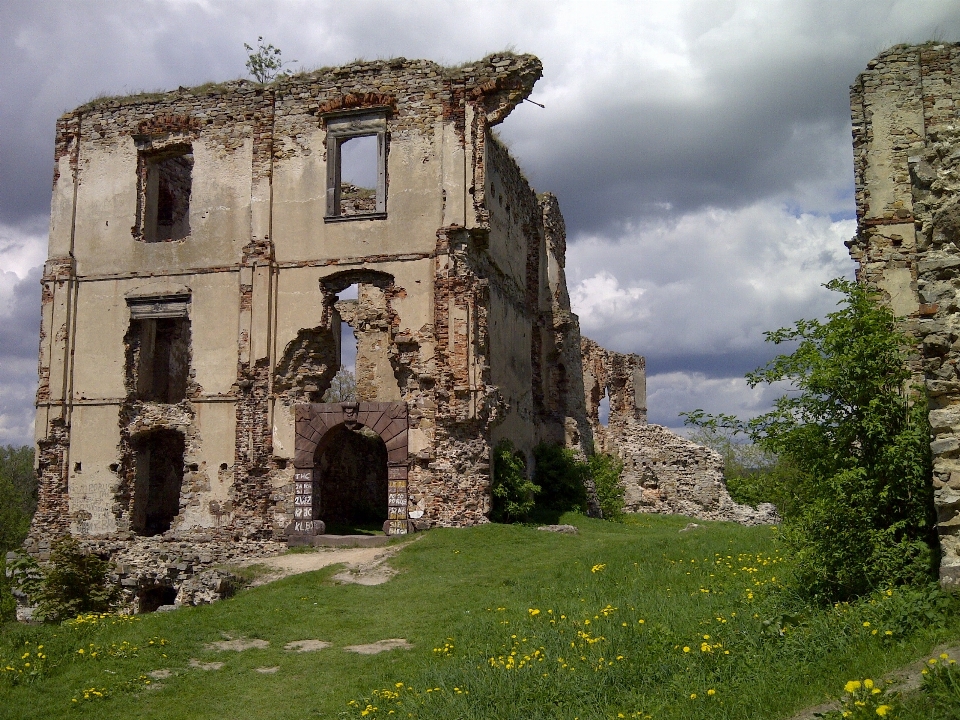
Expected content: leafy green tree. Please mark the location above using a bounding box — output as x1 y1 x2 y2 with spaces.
588 452 625 521
244 37 296 84
533 444 588 513
684 279 938 602
0 445 35 622
490 440 538 523
322 368 358 403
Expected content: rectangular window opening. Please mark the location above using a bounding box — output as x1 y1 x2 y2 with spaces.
130 316 191 403
324 113 387 221
339 135 379 216
140 146 193 242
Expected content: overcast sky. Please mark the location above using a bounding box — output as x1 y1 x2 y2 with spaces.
1 0 959 446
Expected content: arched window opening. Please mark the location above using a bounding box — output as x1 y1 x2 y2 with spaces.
598 389 611 426
324 283 358 402
314 424 388 534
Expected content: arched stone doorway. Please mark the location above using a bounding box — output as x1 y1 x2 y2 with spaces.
289 401 409 539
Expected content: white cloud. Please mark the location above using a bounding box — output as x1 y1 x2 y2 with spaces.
0 216 47 279
645 370 792 431
568 201 856 366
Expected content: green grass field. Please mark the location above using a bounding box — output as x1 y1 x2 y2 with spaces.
2 514 958 719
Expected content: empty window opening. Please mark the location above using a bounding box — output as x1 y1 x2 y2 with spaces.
323 283 359 402
137 584 177 613
325 113 386 220
598 389 611 426
314 425 387 533
339 135 378 216
141 147 192 242
131 317 191 403
131 429 185 537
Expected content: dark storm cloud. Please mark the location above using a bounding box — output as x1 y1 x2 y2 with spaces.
1 0 959 441
0 267 40 445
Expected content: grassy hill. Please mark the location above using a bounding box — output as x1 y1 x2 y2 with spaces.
2 514 958 719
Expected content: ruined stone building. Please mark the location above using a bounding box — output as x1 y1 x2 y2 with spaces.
849 42 960 585
24 53 770 607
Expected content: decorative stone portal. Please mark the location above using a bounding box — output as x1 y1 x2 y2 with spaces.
291 402 409 540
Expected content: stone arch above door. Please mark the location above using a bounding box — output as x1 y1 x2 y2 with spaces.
291 401 410 538
294 401 408 467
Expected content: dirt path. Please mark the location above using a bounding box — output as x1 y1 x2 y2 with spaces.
788 642 960 719
237 536 419 587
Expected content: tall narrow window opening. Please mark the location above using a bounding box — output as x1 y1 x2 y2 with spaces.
323 283 358 402
130 317 191 402
139 146 193 242
339 136 378 216
598 389 611 426
131 429 185 537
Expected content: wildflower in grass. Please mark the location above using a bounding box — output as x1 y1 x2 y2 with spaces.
591 563 606 573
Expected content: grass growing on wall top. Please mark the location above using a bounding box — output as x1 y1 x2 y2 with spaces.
1 515 958 719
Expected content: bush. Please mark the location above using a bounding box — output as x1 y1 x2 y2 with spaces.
23 536 123 623
532 444 588 513
490 440 538 523
588 452 625 521
684 279 938 602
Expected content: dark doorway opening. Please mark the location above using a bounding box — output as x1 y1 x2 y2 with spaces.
131 429 185 536
314 424 387 533
137 584 177 613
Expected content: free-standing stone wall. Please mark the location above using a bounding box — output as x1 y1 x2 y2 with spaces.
849 42 960 584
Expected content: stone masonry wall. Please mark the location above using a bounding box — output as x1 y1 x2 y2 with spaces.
580 337 776 525
849 43 960 584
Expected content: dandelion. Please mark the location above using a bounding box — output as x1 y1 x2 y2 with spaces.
707 689 716 696
876 706 892 716
844 680 862 693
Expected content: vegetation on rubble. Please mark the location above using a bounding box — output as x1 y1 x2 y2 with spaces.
244 37 296 84
11 537 122 624
683 279 938 602
2 516 960 719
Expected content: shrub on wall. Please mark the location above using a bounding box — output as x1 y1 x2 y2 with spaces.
490 440 538 523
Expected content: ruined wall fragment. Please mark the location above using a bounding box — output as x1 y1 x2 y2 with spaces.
849 43 960 584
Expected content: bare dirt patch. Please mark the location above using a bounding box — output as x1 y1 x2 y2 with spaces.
343 639 413 655
189 659 224 670
206 637 270 651
255 666 280 674
284 639 331 652
235 536 418 588
148 669 172 679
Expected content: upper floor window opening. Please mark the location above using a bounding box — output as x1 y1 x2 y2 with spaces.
324 111 387 221
137 144 193 242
